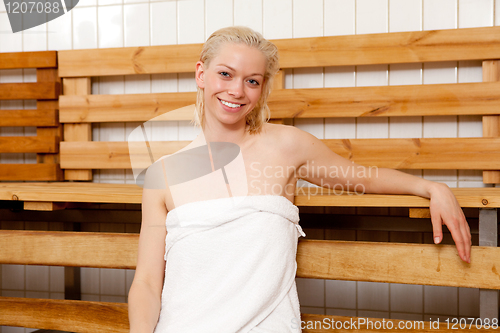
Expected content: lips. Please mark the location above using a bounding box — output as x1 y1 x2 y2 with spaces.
217 97 245 112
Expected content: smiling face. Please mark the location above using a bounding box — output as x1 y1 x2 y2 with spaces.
195 42 267 130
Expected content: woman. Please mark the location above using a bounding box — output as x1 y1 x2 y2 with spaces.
128 26 471 333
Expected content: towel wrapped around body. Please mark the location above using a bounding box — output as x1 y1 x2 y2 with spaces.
153 194 306 333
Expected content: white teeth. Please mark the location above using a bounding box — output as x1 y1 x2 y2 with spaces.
220 99 241 108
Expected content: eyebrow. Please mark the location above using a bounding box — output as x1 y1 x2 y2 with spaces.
216 64 264 77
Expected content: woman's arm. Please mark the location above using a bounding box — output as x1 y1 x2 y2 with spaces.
128 165 168 332
288 126 471 263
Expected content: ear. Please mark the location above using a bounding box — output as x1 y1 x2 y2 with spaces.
195 61 205 89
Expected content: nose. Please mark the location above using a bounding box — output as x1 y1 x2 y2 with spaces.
228 80 244 98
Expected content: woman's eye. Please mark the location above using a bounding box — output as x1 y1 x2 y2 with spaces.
219 72 230 77
248 79 259 85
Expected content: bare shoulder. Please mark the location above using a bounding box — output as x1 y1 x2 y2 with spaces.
261 122 314 150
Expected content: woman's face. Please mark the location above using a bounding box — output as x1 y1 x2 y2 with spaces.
195 42 267 129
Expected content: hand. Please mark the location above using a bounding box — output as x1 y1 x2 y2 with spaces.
428 182 471 263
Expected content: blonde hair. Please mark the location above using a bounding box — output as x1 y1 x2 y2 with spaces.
192 26 280 135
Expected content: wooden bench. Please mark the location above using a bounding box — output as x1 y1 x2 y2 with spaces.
1 25 500 332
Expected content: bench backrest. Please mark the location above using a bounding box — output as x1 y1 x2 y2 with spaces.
0 51 62 181
57 26 500 184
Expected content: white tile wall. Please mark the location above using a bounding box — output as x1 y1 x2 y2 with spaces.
1 1 491 331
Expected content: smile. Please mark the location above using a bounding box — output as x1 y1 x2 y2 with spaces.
219 98 243 108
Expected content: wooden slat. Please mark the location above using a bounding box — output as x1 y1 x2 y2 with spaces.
0 230 138 268
294 187 500 208
58 26 500 77
268 82 500 118
0 182 144 204
0 136 58 153
0 297 128 333
0 183 498 208
1 230 499 290
58 43 203 77
0 109 58 126
0 51 57 70
0 82 60 100
409 208 431 218
60 140 190 169
62 77 93 181
0 164 62 181
59 81 500 123
296 240 500 289
60 137 500 170
482 60 500 184
59 92 196 123
274 26 500 69
0 298 486 333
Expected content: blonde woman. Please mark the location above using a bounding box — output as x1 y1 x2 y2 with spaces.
128 26 471 333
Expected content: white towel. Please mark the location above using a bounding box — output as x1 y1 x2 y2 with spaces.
153 195 306 333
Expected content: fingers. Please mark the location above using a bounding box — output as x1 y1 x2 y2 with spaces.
446 214 471 263
430 208 443 245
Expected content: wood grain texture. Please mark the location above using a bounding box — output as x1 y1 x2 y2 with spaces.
0 230 138 269
0 183 498 208
58 26 500 77
62 77 93 180
0 109 58 127
0 136 58 153
1 230 499 289
59 137 500 170
0 296 129 333
0 51 57 69
0 164 62 181
0 82 60 100
296 240 500 289
482 60 500 184
0 299 487 333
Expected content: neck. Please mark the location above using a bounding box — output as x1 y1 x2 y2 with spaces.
201 115 250 147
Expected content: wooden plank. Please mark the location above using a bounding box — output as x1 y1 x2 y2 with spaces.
268 82 500 119
58 82 500 123
58 26 500 77
273 26 500 69
0 298 487 333
1 230 499 290
0 183 498 208
0 109 58 126
0 164 62 181
58 43 203 77
60 137 500 170
0 296 128 333
296 240 500 289
482 60 500 184
0 136 58 153
0 51 57 70
294 187 500 208
62 77 92 181
60 141 190 169
0 82 60 100
0 230 138 269
23 201 67 211
409 208 431 218
59 92 196 123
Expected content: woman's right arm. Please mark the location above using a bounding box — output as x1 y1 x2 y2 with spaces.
128 164 168 332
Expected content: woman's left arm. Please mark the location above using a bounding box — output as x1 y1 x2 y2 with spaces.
289 126 471 263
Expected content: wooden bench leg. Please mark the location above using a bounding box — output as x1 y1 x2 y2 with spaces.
479 208 498 320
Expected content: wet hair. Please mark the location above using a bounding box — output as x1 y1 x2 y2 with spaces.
192 26 280 134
